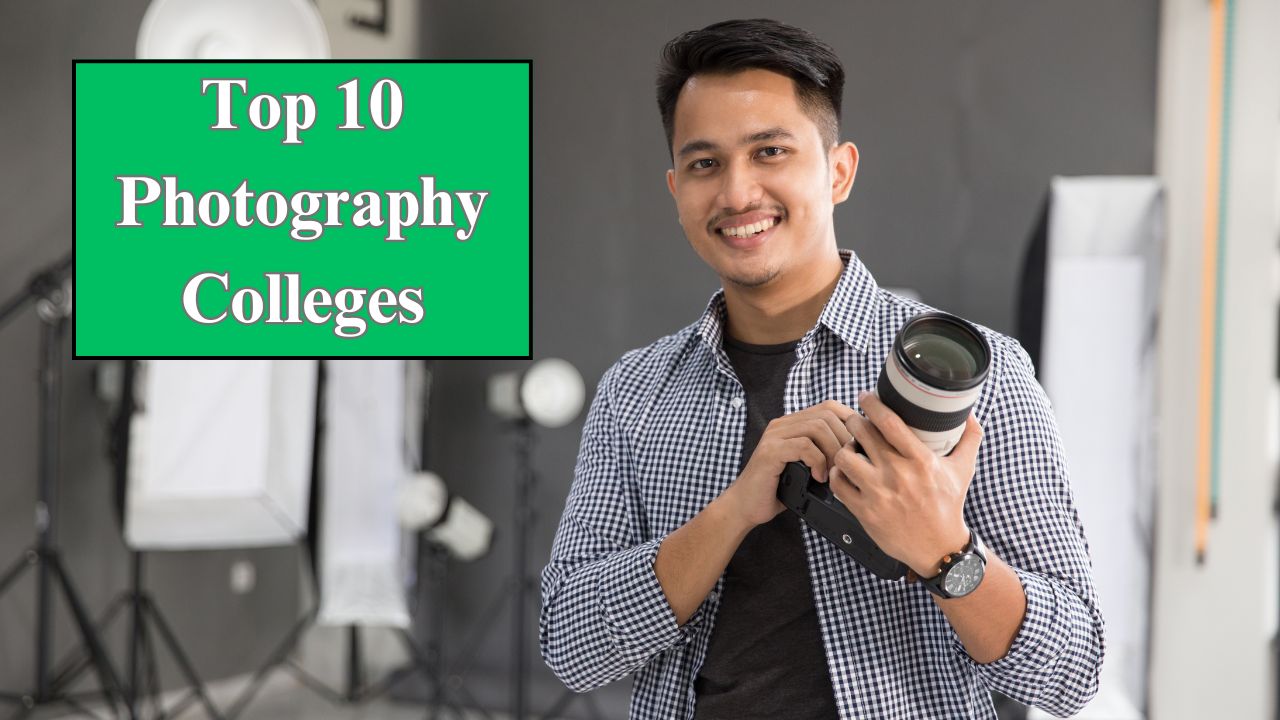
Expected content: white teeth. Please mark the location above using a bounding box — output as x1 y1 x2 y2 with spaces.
722 217 778 238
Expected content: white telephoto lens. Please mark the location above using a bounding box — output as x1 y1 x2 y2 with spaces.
877 312 991 456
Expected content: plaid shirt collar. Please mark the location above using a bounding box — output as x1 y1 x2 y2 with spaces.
694 247 881 356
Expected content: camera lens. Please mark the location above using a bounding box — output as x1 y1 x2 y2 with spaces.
897 315 989 391
876 312 992 455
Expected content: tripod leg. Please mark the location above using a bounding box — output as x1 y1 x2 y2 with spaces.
447 680 495 720
224 609 315 720
582 691 607 720
143 596 226 720
539 689 577 720
48 592 127 696
446 581 512 681
139 605 162 719
47 554 134 720
0 551 33 596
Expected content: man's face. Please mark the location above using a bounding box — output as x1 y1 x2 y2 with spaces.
665 68 856 290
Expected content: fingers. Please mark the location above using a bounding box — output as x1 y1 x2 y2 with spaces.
802 416 847 462
795 402 856 452
844 411 891 465
816 409 855 448
786 436 829 481
763 401 870 484
814 399 858 424
950 414 983 466
859 392 928 461
829 445 874 504
771 405 854 469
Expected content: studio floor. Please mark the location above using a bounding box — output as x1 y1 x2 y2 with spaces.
35 672 585 720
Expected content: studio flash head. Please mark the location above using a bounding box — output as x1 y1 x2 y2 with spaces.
877 311 991 456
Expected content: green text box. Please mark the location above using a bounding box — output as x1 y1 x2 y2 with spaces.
75 61 530 357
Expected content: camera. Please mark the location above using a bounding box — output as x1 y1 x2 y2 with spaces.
777 311 991 579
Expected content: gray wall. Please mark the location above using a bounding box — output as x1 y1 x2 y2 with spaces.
0 0 1157 716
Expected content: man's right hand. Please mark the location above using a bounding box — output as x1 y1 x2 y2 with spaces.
721 400 857 527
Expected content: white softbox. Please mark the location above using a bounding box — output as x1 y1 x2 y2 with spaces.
125 360 318 550
317 360 414 628
1029 176 1163 720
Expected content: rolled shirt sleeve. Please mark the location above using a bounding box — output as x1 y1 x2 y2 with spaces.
954 336 1106 717
539 360 710 693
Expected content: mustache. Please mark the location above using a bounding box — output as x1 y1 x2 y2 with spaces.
706 206 786 232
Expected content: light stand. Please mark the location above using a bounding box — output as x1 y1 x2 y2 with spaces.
437 419 535 720
455 357 600 720
444 419 604 720
0 254 133 719
49 359 225 720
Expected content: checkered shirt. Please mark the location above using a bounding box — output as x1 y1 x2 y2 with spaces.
539 249 1105 719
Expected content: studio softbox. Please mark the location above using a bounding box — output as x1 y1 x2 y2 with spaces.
1019 176 1163 720
124 360 318 550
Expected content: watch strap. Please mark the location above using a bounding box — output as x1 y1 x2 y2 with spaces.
918 529 985 599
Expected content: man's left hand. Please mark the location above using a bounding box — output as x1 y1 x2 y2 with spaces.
827 391 983 579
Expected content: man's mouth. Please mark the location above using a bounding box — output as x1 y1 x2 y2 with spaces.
716 215 781 239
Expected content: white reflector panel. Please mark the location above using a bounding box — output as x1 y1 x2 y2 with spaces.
318 360 411 628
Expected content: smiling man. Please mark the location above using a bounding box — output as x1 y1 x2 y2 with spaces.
540 19 1104 720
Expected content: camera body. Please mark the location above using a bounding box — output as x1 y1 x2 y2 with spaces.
776 460 907 580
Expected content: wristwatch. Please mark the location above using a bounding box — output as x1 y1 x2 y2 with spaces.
917 529 987 599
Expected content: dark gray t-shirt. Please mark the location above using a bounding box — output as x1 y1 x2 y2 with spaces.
692 334 839 720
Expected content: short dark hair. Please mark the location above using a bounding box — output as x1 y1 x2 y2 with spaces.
656 19 845 155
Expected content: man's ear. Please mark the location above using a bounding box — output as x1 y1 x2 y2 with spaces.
830 141 859 205
666 168 676 199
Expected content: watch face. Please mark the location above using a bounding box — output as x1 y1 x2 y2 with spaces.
943 554 984 597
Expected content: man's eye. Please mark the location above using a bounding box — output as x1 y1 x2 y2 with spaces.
690 158 715 170
758 146 786 158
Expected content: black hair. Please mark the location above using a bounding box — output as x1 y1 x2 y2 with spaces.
656 18 845 155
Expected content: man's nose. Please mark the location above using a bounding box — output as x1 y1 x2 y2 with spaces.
716 161 762 211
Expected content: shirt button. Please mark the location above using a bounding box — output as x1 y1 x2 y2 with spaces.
729 396 743 409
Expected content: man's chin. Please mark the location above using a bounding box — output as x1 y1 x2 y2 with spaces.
722 264 781 289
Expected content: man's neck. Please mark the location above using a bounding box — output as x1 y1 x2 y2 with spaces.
722 251 846 345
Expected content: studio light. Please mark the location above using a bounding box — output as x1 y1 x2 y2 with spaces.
397 471 494 563
486 358 586 429
137 0 330 59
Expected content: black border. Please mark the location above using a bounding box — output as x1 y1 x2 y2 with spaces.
72 59 533 361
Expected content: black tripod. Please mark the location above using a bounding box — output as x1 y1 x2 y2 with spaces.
442 419 604 720
0 254 133 720
48 553 225 720
47 357 224 720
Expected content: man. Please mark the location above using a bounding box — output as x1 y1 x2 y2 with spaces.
539 18 1103 720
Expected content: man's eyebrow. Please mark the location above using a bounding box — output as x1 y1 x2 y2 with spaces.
676 139 718 158
744 127 794 144
676 127 796 158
